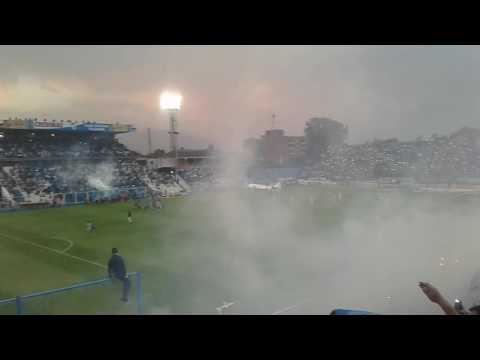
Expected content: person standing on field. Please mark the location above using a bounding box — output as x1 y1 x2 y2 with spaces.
127 210 133 224
108 248 130 302
86 220 95 232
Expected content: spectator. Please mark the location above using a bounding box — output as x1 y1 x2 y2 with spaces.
418 281 477 315
108 248 130 302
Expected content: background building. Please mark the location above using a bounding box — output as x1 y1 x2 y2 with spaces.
244 117 348 167
286 136 306 163
260 129 289 166
244 129 307 167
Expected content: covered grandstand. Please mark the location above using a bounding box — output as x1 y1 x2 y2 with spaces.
0 118 190 209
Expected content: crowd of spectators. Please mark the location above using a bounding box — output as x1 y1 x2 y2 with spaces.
308 127 480 183
0 129 193 205
179 167 214 184
178 167 244 191
4 125 480 204
0 159 191 205
0 132 135 160
148 171 178 187
113 159 146 188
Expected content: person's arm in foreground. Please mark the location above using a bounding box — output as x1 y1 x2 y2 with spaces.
419 282 459 315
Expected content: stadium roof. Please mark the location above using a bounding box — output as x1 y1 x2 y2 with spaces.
0 118 135 135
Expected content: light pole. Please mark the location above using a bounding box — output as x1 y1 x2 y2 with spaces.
160 92 182 180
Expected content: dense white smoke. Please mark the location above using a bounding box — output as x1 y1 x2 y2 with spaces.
156 151 480 315
55 162 115 192
86 164 115 191
149 306 174 315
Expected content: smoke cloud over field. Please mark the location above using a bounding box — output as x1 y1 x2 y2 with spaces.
162 153 480 315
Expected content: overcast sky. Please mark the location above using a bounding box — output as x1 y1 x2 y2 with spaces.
1 45 479 152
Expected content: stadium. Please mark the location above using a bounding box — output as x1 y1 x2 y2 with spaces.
1 116 480 315
6 45 480 316
0 117 195 314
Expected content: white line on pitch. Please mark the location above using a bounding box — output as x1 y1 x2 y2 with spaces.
272 299 312 315
0 233 106 269
51 236 74 253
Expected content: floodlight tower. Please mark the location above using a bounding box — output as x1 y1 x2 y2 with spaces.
160 92 182 170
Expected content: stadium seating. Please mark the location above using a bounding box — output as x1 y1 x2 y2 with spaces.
0 132 134 160
3 123 480 207
0 130 188 206
307 127 480 183
0 161 190 204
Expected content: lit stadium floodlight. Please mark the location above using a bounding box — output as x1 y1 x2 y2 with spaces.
159 91 182 177
160 92 182 111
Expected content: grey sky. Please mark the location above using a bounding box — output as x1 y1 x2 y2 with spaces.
0 45 479 152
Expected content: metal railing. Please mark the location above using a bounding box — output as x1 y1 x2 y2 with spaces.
0 272 142 315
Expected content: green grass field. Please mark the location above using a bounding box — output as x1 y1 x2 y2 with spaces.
0 185 477 314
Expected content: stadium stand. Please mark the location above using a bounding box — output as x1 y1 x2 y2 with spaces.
4 116 480 208
305 127 480 184
0 118 190 208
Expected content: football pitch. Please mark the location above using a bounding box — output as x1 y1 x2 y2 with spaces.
0 185 477 315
